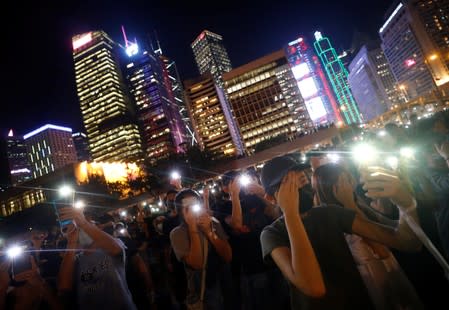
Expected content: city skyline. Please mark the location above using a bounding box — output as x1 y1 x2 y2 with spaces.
1 0 392 135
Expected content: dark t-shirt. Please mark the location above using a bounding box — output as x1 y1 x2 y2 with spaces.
170 221 230 305
260 205 374 310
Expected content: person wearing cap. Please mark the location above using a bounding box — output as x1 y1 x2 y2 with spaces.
259 155 421 309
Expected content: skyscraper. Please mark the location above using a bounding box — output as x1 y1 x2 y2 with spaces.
72 132 91 162
122 38 186 164
314 31 362 124
160 55 196 145
24 124 77 179
6 129 32 185
184 74 243 158
286 37 342 124
191 30 232 86
223 50 313 153
379 2 442 100
407 0 449 84
348 43 396 121
72 31 143 163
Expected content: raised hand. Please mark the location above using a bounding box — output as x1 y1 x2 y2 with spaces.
276 171 307 214
360 167 414 209
229 179 241 196
435 140 449 160
59 207 88 227
197 213 212 234
334 174 356 208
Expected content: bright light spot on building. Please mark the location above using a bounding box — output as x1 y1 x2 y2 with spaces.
126 43 139 56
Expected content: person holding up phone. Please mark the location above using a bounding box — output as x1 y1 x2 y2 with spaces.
57 206 137 310
170 189 232 309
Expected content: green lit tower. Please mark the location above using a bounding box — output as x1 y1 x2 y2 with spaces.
313 31 362 124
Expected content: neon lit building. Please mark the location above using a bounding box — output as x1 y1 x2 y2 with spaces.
184 74 243 158
122 35 186 165
24 124 77 179
314 31 362 124
191 30 232 86
223 50 313 153
286 37 342 124
72 31 143 163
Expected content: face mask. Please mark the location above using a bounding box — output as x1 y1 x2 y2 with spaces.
78 229 94 248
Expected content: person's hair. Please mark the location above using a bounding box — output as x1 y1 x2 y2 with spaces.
174 189 201 222
313 163 349 206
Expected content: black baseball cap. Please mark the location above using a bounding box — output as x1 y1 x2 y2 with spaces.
261 155 310 196
221 170 239 186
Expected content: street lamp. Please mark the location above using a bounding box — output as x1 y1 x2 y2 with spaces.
429 54 438 61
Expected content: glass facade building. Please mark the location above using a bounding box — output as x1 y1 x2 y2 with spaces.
72 31 143 163
379 2 436 99
123 42 186 164
223 50 313 153
184 75 243 158
5 130 32 185
24 124 77 179
191 30 232 86
72 132 91 162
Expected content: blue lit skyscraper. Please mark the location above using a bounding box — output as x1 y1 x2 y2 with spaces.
122 33 187 164
314 31 362 124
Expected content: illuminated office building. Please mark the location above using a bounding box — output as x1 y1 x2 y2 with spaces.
314 31 362 124
191 30 232 86
223 50 313 152
1 129 32 186
72 31 143 163
122 38 186 164
348 43 398 121
408 0 449 85
24 124 77 179
379 2 435 98
184 74 243 158
286 37 342 124
72 132 91 162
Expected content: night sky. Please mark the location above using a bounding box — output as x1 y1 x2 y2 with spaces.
1 0 393 136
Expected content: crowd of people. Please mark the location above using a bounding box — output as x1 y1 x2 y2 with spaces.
1 110 449 309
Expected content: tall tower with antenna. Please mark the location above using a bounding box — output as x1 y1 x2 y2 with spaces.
121 27 187 164
314 31 362 124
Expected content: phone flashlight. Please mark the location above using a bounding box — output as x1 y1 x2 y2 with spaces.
327 153 340 163
120 211 127 217
119 228 126 235
386 156 398 170
170 171 181 180
74 200 85 209
400 147 414 159
239 174 251 186
192 204 201 213
7 245 23 259
352 143 377 164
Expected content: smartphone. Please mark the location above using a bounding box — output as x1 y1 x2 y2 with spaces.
53 202 73 232
11 254 32 276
